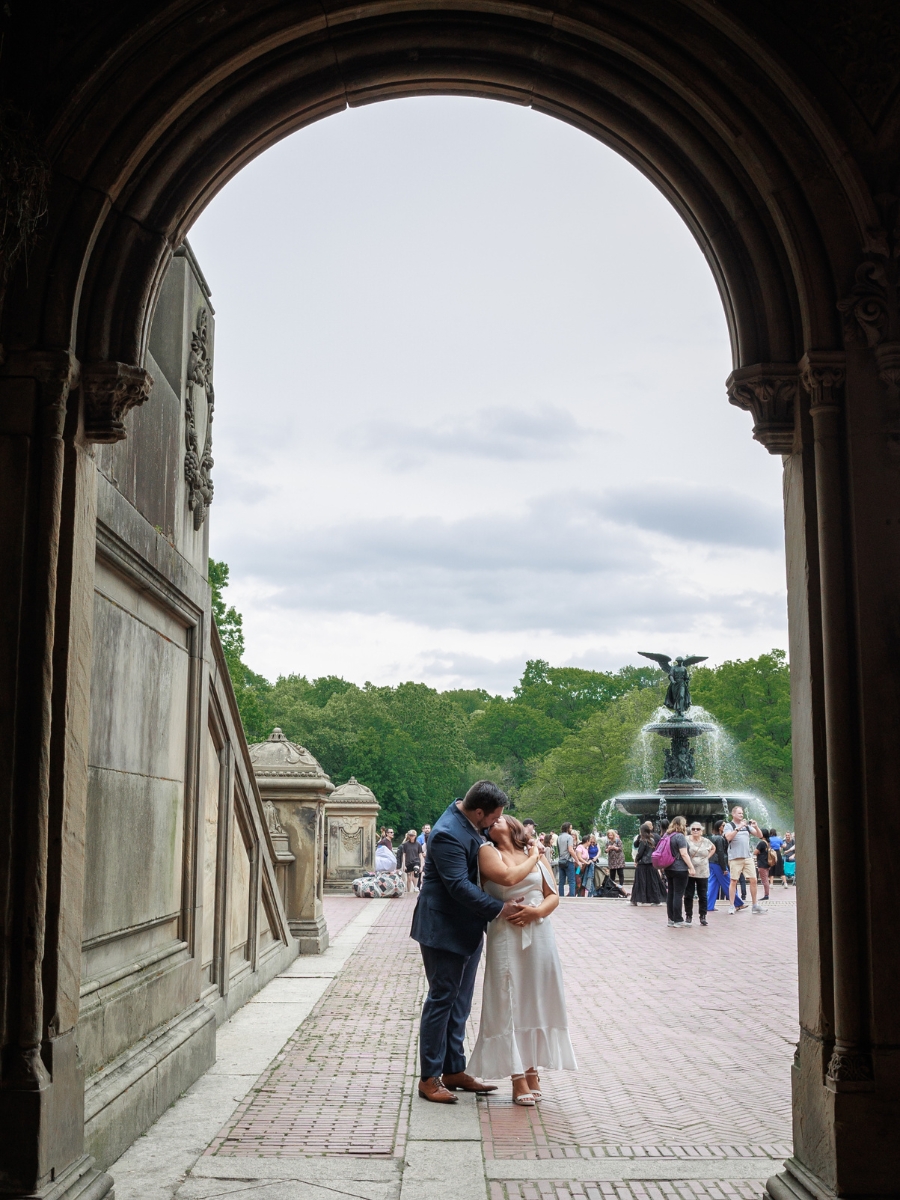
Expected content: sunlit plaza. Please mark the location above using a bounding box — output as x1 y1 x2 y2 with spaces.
111 892 797 1200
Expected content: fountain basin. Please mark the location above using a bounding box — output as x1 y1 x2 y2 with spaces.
613 792 759 833
644 720 714 738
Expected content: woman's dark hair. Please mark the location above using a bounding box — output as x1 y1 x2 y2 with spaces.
542 832 553 847
639 820 655 845
462 779 508 812
560 822 572 833
502 814 531 851
713 819 725 833
760 828 770 840
581 833 590 844
769 828 778 836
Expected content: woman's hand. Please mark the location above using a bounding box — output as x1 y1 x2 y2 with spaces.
508 905 542 926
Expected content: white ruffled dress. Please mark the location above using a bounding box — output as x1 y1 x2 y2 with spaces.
467 858 577 1078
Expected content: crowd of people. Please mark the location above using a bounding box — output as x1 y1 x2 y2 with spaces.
374 804 795 929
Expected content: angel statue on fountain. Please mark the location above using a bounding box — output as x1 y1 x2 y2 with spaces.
638 652 708 718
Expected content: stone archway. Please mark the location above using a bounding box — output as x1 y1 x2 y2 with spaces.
2 5 899 1200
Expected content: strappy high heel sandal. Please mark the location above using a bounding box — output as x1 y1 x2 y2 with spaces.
524 1069 542 1101
511 1074 536 1106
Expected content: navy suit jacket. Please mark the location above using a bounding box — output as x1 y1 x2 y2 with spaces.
410 800 504 957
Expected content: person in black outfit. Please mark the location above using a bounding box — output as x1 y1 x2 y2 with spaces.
631 821 667 905
662 815 696 928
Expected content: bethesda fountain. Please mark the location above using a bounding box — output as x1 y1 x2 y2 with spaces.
612 651 753 833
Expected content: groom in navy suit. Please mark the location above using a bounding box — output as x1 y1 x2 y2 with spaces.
411 780 524 1103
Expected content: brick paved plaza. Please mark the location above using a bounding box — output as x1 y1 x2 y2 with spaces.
113 889 798 1200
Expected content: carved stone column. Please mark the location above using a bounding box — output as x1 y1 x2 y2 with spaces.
0 350 112 1199
726 364 799 454
767 336 900 1199
799 353 870 1087
248 729 331 953
324 777 380 893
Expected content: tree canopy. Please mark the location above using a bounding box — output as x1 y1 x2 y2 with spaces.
209 559 794 833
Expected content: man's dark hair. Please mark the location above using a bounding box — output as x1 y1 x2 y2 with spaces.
462 780 508 812
560 822 572 833
713 819 725 833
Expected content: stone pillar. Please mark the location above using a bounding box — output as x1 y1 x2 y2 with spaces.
0 350 121 1200
324 777 380 894
248 730 331 953
756 295 900 1194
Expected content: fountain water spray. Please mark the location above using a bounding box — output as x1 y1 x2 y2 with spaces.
604 653 776 833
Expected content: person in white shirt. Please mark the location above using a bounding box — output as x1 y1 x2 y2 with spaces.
724 805 767 914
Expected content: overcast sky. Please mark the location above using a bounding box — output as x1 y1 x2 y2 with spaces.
188 96 787 694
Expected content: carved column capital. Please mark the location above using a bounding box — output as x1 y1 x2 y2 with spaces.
826 1047 874 1092
81 360 153 443
725 363 798 454
799 352 846 414
838 216 900 386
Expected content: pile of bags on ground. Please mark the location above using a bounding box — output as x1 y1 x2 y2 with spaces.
352 869 405 898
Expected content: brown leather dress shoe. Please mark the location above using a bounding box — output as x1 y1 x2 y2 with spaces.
441 1071 498 1093
418 1077 458 1103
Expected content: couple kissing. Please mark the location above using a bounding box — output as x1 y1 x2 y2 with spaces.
410 780 576 1106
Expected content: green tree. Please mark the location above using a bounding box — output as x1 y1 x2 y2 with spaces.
209 559 272 740
690 649 792 815
272 681 472 832
467 700 566 787
442 688 497 715
513 659 662 729
518 684 665 835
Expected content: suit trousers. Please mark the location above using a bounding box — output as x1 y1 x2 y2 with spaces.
418 941 482 1080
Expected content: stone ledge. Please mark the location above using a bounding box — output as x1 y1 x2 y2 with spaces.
485 1157 785 1182
85 1002 216 1169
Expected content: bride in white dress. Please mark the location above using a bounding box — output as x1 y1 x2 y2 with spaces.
468 814 577 1104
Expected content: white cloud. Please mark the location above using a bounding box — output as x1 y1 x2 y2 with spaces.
349 404 604 467
193 96 788 688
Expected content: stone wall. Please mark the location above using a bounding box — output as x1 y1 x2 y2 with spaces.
78 247 297 1170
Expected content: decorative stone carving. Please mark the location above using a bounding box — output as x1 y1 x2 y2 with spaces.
324 776 380 894
799 352 846 412
838 219 900 387
184 305 214 529
82 360 153 443
725 364 799 454
262 799 285 834
827 1048 874 1090
248 728 332 953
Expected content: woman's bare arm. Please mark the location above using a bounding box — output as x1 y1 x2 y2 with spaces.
478 842 540 885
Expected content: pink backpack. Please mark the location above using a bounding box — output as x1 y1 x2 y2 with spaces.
651 833 676 869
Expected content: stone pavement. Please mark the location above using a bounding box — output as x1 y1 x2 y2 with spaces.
109 889 798 1200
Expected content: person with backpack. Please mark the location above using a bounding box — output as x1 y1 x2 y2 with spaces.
755 828 773 900
653 815 696 928
631 821 667 906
